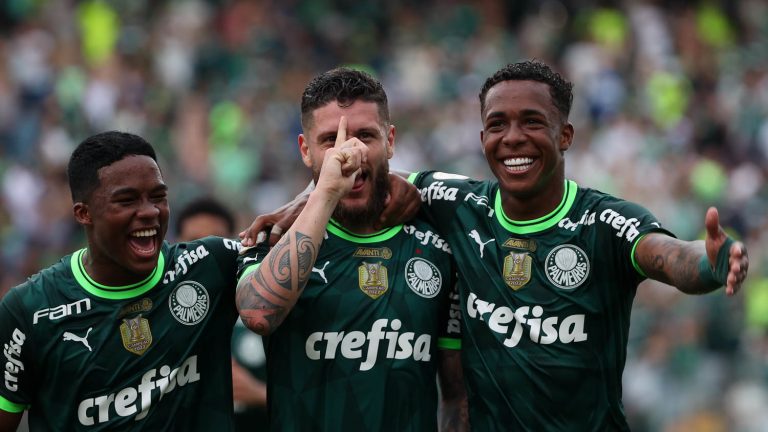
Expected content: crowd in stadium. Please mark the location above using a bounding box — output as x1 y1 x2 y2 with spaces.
0 0 766 430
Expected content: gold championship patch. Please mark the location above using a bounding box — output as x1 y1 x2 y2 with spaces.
359 261 389 299
120 314 153 355
503 251 532 291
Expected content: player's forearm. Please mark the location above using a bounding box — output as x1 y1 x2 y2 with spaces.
236 191 338 335
636 235 721 295
437 349 469 431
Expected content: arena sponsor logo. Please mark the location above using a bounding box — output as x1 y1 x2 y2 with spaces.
405 258 442 298
77 355 200 426
163 245 211 284
305 318 432 371
402 225 452 254
168 281 209 325
420 181 459 205
545 245 590 290
466 293 587 347
464 193 494 217
3 329 25 392
33 298 91 324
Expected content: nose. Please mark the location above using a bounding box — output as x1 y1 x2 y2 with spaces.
136 198 161 219
503 123 526 147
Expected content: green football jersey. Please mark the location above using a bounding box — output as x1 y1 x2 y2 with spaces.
411 171 674 432
242 219 460 431
0 236 243 431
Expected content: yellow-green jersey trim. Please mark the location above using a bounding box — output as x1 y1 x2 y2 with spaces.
631 234 648 278
237 263 260 284
406 172 418 183
495 179 578 234
437 337 461 350
70 248 165 300
0 395 27 413
327 219 403 243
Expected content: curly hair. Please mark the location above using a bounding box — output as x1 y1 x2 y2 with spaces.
479 60 574 120
67 131 157 202
300 67 389 130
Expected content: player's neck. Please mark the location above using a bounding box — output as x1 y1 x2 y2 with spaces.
499 178 567 221
81 249 157 287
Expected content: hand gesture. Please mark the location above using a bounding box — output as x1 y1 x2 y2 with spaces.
704 207 748 296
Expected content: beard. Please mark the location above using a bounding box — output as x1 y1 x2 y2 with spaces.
332 162 390 232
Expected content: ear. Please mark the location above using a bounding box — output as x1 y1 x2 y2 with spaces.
559 123 574 152
298 134 312 168
385 125 395 159
480 130 486 155
73 202 92 226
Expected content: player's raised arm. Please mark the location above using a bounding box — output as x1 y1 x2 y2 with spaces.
634 207 748 296
236 117 367 335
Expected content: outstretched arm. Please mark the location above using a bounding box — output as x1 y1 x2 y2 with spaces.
635 207 748 295
236 117 367 335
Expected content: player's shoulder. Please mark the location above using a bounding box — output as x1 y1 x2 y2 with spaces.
401 218 453 256
576 185 654 216
2 253 75 314
168 236 241 259
411 171 495 203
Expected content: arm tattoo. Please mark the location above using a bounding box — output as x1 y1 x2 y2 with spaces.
237 231 319 334
641 236 715 294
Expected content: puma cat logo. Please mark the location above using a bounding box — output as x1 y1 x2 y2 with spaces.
63 327 93 352
469 230 494 258
313 261 330 284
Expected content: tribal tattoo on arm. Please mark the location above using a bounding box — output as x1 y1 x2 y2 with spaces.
236 231 317 335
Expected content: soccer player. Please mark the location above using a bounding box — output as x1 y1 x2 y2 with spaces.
0 131 254 431
235 67 467 431
175 197 268 432
240 61 749 430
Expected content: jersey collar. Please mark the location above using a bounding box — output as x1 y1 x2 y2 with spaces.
327 219 402 243
494 179 578 234
70 248 166 300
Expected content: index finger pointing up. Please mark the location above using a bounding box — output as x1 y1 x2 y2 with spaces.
335 116 347 148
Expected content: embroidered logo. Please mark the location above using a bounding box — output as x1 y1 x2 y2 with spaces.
545 245 589 290
469 230 494 258
405 258 442 298
359 262 389 299
313 261 330 284
169 281 210 325
120 316 152 355
503 251 532 291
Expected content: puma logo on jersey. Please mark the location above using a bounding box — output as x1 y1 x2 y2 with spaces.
469 230 494 258
63 328 93 351
466 292 588 347
77 355 200 426
312 261 329 284
305 318 432 371
3 328 25 392
243 256 260 264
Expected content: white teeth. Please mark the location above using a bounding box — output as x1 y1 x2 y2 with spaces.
131 229 157 237
503 157 534 167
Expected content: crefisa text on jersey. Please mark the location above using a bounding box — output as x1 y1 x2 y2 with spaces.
467 293 588 347
305 318 432 371
558 208 643 242
77 355 200 426
3 328 25 392
162 239 240 284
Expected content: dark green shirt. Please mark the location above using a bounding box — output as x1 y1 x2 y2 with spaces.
242 219 460 431
0 237 244 431
411 171 673 432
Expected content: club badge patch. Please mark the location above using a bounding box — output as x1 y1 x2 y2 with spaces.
359 261 389 299
545 245 590 290
120 315 152 355
169 281 210 325
405 257 442 298
503 251 532 291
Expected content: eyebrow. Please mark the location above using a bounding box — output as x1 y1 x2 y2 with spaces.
111 183 168 196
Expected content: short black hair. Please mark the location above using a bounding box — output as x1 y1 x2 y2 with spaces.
175 196 235 237
300 67 389 130
67 131 157 202
479 60 574 120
